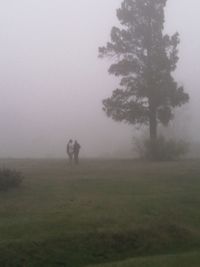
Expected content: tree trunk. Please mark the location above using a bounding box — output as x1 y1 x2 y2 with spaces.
147 12 158 159
149 110 157 141
149 105 157 159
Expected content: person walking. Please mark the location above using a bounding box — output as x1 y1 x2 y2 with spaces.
73 140 81 164
66 139 74 164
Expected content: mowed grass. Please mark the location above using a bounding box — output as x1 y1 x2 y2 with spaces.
0 159 199 266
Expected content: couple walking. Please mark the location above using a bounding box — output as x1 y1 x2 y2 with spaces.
66 139 81 164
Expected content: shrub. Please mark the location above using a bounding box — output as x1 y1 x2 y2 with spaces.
0 168 23 191
144 136 189 160
135 135 189 160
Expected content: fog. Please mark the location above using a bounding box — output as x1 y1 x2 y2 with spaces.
0 0 199 158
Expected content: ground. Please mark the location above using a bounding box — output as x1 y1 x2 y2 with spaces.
0 158 199 266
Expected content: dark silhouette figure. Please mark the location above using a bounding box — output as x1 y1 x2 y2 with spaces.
73 140 81 164
66 139 74 163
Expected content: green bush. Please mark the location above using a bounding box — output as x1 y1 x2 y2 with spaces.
0 168 23 190
144 136 189 161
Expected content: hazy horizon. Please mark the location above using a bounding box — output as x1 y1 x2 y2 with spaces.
0 0 199 158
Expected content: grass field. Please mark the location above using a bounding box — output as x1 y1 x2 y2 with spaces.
0 158 200 266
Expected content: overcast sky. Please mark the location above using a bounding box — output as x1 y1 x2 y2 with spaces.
0 0 199 158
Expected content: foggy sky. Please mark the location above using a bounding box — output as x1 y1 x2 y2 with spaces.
0 0 199 158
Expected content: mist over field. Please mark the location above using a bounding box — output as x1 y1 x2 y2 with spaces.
1 2 200 265
0 0 199 158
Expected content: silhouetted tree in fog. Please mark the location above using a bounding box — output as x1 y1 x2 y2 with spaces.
99 0 189 159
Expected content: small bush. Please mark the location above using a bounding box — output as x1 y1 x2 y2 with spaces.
0 168 23 191
135 135 189 160
144 136 189 160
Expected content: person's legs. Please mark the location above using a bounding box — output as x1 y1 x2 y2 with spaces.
74 153 79 164
69 153 73 164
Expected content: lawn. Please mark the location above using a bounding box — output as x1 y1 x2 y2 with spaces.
0 158 199 266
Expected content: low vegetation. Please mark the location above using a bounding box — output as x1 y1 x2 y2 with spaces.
135 135 188 160
0 168 23 191
145 136 189 160
0 159 199 266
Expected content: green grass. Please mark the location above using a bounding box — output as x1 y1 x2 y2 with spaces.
88 250 200 267
0 158 199 266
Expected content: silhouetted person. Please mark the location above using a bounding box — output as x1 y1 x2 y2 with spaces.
66 139 74 163
73 140 81 164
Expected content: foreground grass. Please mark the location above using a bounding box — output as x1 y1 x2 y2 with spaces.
88 250 200 267
0 159 199 266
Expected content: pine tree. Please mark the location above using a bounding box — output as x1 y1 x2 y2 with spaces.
99 0 189 158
